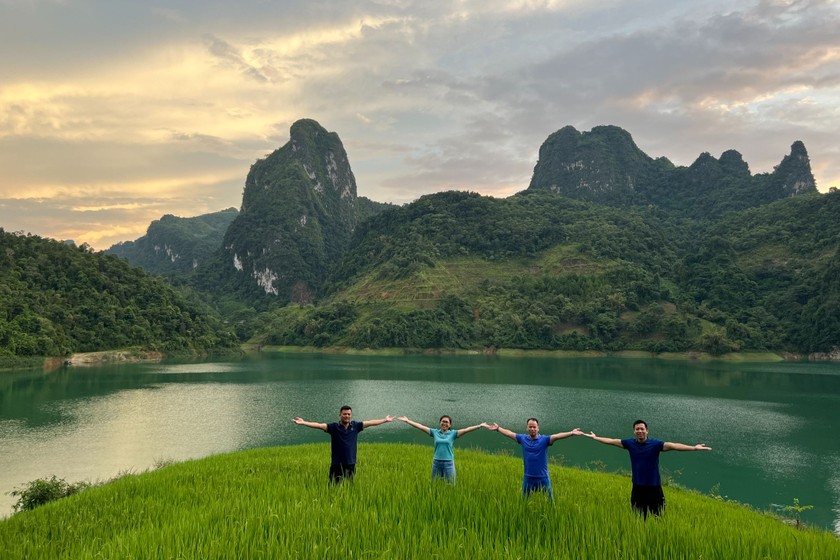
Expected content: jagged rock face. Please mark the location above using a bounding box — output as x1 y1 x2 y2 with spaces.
221 119 362 303
527 125 657 204
769 141 818 198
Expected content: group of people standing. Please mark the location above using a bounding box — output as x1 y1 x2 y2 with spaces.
293 406 711 518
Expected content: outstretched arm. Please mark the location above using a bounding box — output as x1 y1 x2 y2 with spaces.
398 416 431 435
663 442 712 452
292 417 328 431
362 415 396 429
549 427 584 444
581 431 624 448
455 423 485 438
487 423 517 441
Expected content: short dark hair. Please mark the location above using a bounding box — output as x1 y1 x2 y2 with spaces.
526 417 539 425
633 419 648 429
439 415 452 424
340 405 352 413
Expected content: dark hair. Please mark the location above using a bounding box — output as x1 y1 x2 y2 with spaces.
340 406 352 413
439 415 452 424
633 419 648 429
526 417 539 426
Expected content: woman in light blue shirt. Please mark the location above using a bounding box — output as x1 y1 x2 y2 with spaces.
398 415 487 484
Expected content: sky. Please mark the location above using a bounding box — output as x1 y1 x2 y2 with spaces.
1 0 839 250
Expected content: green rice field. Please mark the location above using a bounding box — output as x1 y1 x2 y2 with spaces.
1 444 837 559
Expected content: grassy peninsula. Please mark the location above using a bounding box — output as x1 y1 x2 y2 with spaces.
1 444 837 559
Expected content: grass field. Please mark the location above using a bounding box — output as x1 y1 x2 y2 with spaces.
1 444 837 559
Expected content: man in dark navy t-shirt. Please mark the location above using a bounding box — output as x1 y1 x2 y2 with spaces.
583 419 711 517
293 406 395 483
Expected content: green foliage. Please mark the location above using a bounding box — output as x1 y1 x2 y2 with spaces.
334 191 680 282
283 189 838 355
254 192 694 351
0 230 238 357
683 191 840 353
780 497 815 529
265 302 360 347
8 476 90 513
106 208 238 276
1 445 837 559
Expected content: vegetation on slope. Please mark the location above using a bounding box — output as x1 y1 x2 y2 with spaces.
106 208 239 276
681 192 840 353
0 444 837 559
0 230 239 360
251 189 840 355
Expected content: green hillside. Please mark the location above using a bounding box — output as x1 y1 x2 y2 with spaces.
106 208 239 276
0 230 238 360
1 445 836 559
251 189 839 355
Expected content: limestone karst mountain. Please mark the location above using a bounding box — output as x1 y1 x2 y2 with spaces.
527 125 817 217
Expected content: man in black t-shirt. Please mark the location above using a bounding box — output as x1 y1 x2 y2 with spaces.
293 405 395 483
583 419 711 517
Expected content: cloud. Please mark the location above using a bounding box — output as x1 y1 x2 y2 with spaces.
203 34 270 83
3 0 840 250
0 176 243 250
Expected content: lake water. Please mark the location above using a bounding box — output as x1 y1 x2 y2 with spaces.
1 353 838 533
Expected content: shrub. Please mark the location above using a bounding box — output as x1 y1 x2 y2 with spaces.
9 476 90 512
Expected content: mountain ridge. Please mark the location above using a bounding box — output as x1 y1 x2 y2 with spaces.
527 124 817 217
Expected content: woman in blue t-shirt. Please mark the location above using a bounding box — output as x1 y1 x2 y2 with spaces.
398 415 488 484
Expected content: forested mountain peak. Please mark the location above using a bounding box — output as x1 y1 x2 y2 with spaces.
203 118 385 306
527 125 657 204
527 124 817 217
717 150 750 175
240 118 358 212
106 208 238 276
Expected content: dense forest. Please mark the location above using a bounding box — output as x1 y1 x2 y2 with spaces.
6 189 839 360
253 189 840 356
0 230 239 361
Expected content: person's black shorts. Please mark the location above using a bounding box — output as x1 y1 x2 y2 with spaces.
630 484 665 518
329 463 356 484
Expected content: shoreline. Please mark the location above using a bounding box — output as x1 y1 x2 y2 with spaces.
60 350 165 367
8 345 834 373
254 345 811 362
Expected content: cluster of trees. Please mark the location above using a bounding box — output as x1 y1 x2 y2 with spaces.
330 191 681 288
0 230 239 359
260 273 696 353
